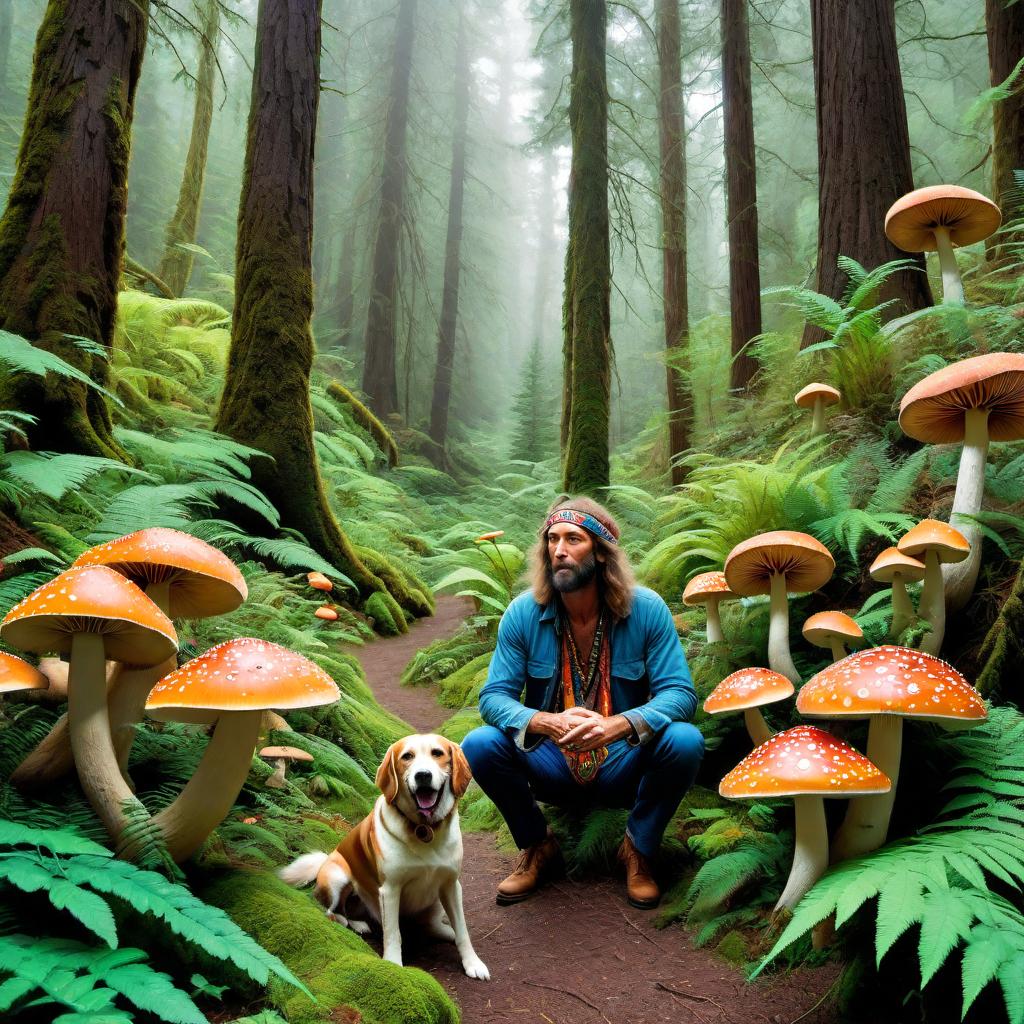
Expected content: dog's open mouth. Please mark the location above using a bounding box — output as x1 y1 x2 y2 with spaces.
413 783 443 817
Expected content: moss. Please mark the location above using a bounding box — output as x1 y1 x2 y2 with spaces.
714 930 750 965
976 558 1024 704
327 380 399 468
356 545 435 617
437 707 483 743
364 590 405 637
197 869 458 1024
436 652 492 709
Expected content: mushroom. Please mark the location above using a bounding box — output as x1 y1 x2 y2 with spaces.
885 185 1001 304
724 532 836 684
144 638 339 862
869 547 926 641
0 566 177 841
0 651 48 695
315 606 338 621
307 572 333 592
802 611 863 662
797 645 986 862
899 353 1024 612
682 572 738 645
719 725 890 911
896 520 969 654
260 745 314 788
794 384 841 437
703 667 794 745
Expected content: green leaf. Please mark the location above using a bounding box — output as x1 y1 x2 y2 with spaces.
875 872 924 966
0 822 112 857
917 889 977 987
433 566 507 595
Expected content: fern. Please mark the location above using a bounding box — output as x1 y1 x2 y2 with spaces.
0 329 121 405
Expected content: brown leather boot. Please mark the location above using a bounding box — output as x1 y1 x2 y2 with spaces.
496 830 563 905
617 835 660 909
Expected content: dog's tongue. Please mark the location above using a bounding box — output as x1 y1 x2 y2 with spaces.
415 790 437 812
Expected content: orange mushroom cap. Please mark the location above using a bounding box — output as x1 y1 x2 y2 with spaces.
307 572 333 592
725 531 835 597
898 352 1024 445
314 606 338 621
885 185 1001 252
259 745 313 762
476 531 505 542
802 611 863 647
796 645 987 727
794 383 841 409
682 571 736 606
703 667 794 715
869 547 926 584
1 565 177 665
0 651 48 693
897 519 970 564
720 725 891 799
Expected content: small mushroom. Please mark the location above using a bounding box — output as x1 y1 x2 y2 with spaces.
794 383 841 437
725 532 835 684
0 652 48 695
869 547 926 641
897 520 969 654
307 572 333 592
682 572 738 645
703 667 794 745
260 745 313 788
315 606 339 621
802 611 863 662
885 185 1001 304
719 725 890 911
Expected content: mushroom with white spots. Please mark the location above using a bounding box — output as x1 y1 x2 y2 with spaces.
869 547 926 641
682 572 737 646
802 611 863 662
704 667 794 745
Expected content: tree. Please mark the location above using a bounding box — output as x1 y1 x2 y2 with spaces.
360 0 416 417
986 0 1024 241
561 0 611 494
157 0 219 296
215 0 422 627
721 0 761 391
508 337 557 462
803 0 931 348
0 0 150 457
429 7 470 449
656 0 691 487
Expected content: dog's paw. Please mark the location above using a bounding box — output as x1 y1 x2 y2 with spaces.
349 920 372 935
326 911 348 926
462 954 490 981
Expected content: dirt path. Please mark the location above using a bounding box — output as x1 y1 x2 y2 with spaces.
347 596 839 1024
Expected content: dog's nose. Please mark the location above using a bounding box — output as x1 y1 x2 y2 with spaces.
414 770 434 786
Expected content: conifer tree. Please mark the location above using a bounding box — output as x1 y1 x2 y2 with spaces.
509 338 557 462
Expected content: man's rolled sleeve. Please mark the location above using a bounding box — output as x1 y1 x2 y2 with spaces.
478 602 536 738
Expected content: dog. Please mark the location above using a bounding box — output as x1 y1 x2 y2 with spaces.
280 733 489 980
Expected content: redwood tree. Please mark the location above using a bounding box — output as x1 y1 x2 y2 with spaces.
561 0 611 494
803 0 931 348
360 0 416 417
656 0 691 487
986 0 1024 243
0 0 149 457
721 0 761 391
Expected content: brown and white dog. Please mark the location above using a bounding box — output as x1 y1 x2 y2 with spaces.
279 733 489 980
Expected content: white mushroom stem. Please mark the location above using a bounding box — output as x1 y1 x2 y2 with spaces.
67 633 144 841
147 709 262 862
828 639 847 662
932 226 965 304
704 597 725 645
889 575 915 640
810 397 827 436
919 549 946 656
830 715 903 863
775 795 828 912
768 573 800 684
943 407 990 613
265 757 289 788
743 708 772 746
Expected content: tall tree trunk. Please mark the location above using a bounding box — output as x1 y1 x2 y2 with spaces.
986 0 1024 251
429 9 469 449
360 0 416 417
335 218 357 345
656 0 691 488
0 0 148 458
156 0 219 296
803 0 931 349
215 0 413 626
561 0 611 494
721 0 761 392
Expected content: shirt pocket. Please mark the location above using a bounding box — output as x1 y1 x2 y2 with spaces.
611 657 645 681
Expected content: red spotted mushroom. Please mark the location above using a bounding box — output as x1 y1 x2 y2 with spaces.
720 725 890 911
682 572 737 645
869 547 926 641
795 383 841 437
703 667 794 745
897 520 969 654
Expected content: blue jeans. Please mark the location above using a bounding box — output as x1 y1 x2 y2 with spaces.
460 722 704 860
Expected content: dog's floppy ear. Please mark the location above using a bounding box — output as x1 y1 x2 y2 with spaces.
448 740 472 799
375 742 402 804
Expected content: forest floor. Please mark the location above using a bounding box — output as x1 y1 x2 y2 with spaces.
346 596 841 1024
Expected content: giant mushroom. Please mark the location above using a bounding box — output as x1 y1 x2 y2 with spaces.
703 667 794 745
724 532 835 684
869 547 926 641
899 353 1024 613
795 383 841 437
885 185 1001 304
682 572 737 645
0 651 48 696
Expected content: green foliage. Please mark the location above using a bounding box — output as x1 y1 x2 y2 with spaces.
507 338 558 461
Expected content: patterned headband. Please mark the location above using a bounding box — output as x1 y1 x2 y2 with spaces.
544 508 618 546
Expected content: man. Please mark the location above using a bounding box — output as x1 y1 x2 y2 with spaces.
461 497 703 909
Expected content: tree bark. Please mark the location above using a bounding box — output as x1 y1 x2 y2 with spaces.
986 0 1024 252
0 0 149 458
656 0 691 487
803 0 931 349
428 9 469 449
976 559 1024 705
360 0 416 417
156 0 219 297
721 0 761 391
561 0 611 494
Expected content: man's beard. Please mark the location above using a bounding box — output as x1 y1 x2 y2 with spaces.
549 552 598 593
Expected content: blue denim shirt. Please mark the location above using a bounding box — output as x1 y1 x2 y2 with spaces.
478 586 696 747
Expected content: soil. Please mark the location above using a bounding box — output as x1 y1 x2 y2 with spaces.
346 595 841 1024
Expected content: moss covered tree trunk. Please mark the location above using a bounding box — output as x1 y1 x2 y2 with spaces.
156 0 218 297
976 558 1024 704
428 9 469 449
561 0 611 494
721 0 761 392
0 0 148 457
802 0 931 349
986 0 1024 253
656 0 691 488
215 0 419 631
360 0 416 417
